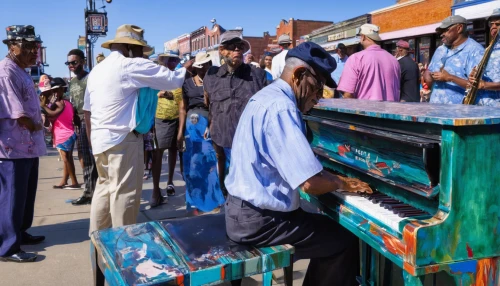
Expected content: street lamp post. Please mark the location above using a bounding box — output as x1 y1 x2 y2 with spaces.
85 0 110 71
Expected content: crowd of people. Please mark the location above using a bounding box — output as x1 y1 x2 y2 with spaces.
1 8 500 285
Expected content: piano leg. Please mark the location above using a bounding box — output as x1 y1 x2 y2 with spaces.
91 242 105 286
403 272 424 286
359 242 377 286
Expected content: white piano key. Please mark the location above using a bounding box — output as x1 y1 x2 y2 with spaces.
331 190 405 232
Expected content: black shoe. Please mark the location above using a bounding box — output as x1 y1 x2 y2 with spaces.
72 196 92 205
0 251 37 263
21 233 45 245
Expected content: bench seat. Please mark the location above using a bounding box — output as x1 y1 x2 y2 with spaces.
91 213 294 286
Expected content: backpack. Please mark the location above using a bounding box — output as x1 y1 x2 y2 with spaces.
135 87 158 134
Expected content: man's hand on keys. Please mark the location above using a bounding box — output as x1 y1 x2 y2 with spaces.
338 176 373 194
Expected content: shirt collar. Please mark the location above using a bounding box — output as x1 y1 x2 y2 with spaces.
274 79 297 106
216 63 249 77
364 44 382 51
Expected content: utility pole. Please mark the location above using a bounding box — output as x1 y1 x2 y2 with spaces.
85 0 110 71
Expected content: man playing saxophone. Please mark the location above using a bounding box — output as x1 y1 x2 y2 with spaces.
468 8 500 106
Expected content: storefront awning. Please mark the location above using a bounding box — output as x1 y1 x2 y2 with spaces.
379 22 440 41
321 37 360 51
454 1 500 20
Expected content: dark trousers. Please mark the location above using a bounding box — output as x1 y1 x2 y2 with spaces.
225 195 359 286
0 158 39 256
77 120 97 198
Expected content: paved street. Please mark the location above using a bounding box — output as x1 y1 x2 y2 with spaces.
0 149 308 286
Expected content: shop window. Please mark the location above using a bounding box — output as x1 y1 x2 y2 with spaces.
419 37 431 66
467 20 487 47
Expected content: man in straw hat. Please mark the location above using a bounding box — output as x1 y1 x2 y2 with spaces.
467 8 500 105
0 25 47 263
271 34 292 79
204 30 267 195
337 24 400 101
83 24 193 235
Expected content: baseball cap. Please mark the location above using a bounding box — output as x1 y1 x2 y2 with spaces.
357 24 382 42
286 42 337 88
436 15 467 31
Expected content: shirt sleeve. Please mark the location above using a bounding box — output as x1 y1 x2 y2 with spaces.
0 75 28 119
265 108 323 190
125 58 187 91
465 46 485 78
428 47 442 72
271 53 281 80
336 56 358 95
83 86 90 112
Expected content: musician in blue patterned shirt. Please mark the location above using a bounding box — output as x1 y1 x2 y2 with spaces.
467 8 500 105
224 42 372 286
425 15 485 105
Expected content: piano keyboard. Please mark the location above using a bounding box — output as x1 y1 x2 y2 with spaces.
330 191 431 232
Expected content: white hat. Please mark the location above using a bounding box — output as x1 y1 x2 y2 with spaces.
193 52 212 68
358 24 382 42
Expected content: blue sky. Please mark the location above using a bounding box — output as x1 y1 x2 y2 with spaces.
0 0 395 77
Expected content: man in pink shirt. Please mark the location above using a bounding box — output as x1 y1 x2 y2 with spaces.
337 24 401 101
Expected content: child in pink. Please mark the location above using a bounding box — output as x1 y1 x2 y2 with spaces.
40 78 80 189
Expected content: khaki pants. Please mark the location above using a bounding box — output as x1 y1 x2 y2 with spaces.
89 132 144 236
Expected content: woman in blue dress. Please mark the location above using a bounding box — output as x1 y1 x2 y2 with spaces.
178 52 225 213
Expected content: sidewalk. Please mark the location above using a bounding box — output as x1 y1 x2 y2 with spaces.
0 149 308 286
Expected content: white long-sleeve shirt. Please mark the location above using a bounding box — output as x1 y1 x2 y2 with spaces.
271 49 288 80
83 50 186 154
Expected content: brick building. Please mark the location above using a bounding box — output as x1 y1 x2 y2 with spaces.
370 0 453 65
177 33 190 56
190 24 226 56
245 32 274 61
274 18 333 48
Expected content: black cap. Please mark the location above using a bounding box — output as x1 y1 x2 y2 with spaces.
49 77 68 90
286 42 337 88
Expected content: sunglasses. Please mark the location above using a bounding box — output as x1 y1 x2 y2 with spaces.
21 42 40 52
65 60 80 66
223 42 246 51
168 57 180 63
302 69 325 93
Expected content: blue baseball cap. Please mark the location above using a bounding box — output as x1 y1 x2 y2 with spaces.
286 42 337 88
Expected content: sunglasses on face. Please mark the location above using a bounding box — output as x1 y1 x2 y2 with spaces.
21 42 40 52
65 60 80 66
303 69 325 91
223 42 246 51
489 21 500 27
168 57 180 63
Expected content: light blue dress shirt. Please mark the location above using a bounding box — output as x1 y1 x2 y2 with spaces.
481 41 500 106
428 38 485 105
331 53 348 85
225 79 323 212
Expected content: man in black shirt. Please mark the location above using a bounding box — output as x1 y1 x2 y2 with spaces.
395 40 420 102
204 31 267 194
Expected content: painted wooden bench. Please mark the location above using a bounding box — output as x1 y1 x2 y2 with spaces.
90 213 295 286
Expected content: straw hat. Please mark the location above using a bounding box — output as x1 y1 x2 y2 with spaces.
101 24 153 53
193 52 212 68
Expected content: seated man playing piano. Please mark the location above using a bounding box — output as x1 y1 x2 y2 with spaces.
224 42 372 286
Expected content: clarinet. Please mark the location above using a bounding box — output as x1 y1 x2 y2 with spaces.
463 29 500 105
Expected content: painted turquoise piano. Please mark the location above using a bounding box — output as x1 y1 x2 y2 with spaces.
301 99 500 286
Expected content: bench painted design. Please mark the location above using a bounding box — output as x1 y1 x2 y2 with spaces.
91 214 294 286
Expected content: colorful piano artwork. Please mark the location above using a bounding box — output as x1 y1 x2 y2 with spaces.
90 214 294 286
302 99 500 286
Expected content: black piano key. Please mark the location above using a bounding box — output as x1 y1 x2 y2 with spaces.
398 211 428 218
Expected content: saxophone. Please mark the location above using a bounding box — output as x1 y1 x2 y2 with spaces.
463 29 500 105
